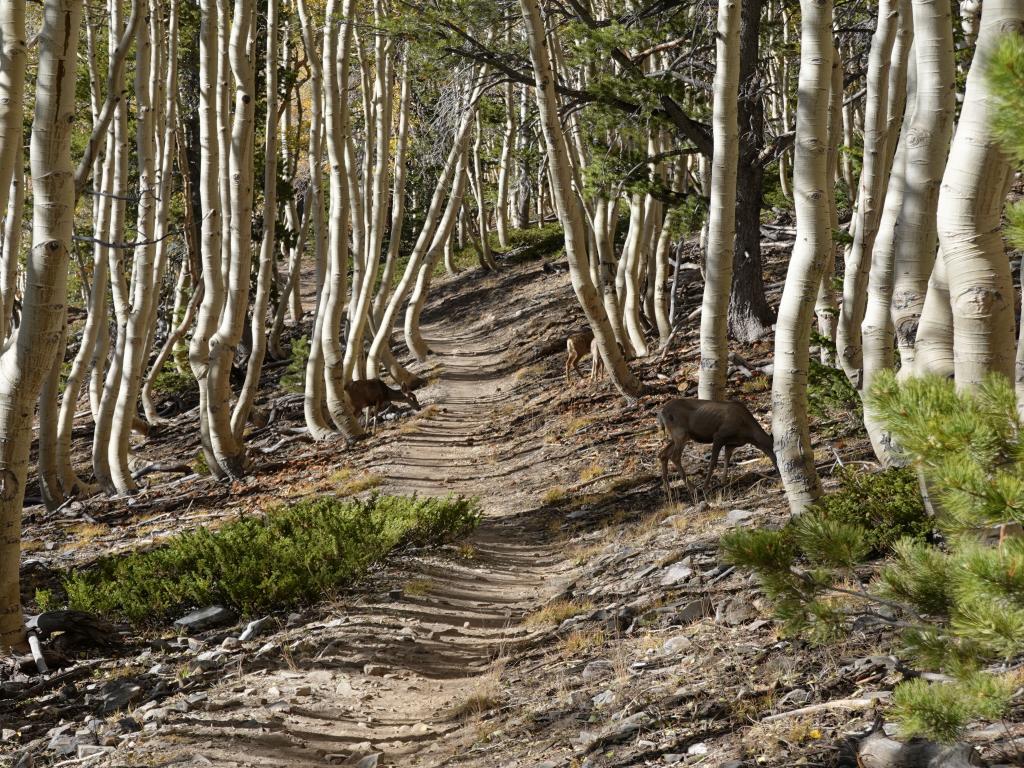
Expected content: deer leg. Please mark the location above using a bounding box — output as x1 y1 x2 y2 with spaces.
565 357 573 385
658 439 675 504
723 446 735 486
704 438 725 489
670 439 691 502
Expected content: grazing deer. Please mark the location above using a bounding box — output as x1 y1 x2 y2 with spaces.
565 328 595 384
345 379 421 432
656 398 778 502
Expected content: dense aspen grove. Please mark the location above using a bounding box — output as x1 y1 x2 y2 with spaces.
2 0 1024 763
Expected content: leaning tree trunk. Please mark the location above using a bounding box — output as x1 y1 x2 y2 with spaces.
0 0 82 653
519 0 640 398
836 0 900 385
891 0 954 372
815 42 843 360
938 0 1022 390
699 0 741 400
231 0 278 440
772 0 833 515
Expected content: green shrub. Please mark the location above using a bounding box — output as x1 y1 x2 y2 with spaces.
152 367 197 398
806 467 927 557
808 335 861 421
64 494 480 624
280 337 310 394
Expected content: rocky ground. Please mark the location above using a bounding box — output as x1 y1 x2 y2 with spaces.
3 238 1022 767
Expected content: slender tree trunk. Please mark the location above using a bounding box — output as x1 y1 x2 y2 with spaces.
772 0 833 515
0 0 83 653
836 0 900 385
519 0 640 397
891 0 954 372
938 0 1022 390
231 0 278 440
816 42 842 360
699 0 741 399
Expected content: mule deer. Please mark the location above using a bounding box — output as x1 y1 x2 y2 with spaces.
345 379 421 432
656 399 778 502
565 328 595 384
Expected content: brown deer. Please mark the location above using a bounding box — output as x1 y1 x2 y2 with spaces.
656 399 778 502
345 379 421 432
565 328 595 384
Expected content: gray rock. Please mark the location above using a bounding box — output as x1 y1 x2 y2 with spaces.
726 509 755 526
94 681 143 714
660 563 693 587
663 755 684 765
363 663 388 676
581 660 614 681
716 598 757 626
592 690 616 708
672 598 714 625
195 650 226 670
599 712 649 747
355 755 381 768
142 707 170 724
687 742 709 755
47 735 77 756
220 636 240 650
174 605 236 633
661 635 692 655
1 729 16 742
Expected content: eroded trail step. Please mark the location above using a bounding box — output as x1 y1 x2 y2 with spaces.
113 319 574 768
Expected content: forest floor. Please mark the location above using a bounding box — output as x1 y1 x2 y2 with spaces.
4 234 1022 767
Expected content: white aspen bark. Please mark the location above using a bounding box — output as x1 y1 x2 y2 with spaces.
205 0 258 475
216 0 231 283
188 0 226 475
469 114 497 271
106 0 159 494
0 0 82 652
862 44 916 464
913 245 955 377
621 193 649 356
939 0 1022 390
496 81 516 248
519 0 640 397
139 0 178 412
772 0 833 515
0 0 27 273
836 0 900 384
405 155 469 361
816 43 843 361
93 0 134 490
231 0 278 440
0 158 23 343
316 0 362 439
698 0 740 400
892 0 954 370
372 56 411 325
346 6 393 381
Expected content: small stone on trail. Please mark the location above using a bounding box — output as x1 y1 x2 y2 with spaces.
355 755 381 768
363 663 388 676
687 742 709 755
726 508 755 526
174 606 236 633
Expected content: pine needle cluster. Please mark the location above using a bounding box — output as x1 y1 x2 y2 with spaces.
990 32 1024 249
724 373 1024 742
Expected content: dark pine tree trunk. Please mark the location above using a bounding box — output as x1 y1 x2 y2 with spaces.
729 0 776 343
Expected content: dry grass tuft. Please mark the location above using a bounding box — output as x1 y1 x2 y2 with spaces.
561 628 606 656
524 599 595 628
330 468 383 496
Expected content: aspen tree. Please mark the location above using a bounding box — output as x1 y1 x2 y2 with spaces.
188 0 226 474
815 43 842 359
836 0 900 384
937 0 1023 388
892 0 954 372
0 0 83 652
772 0 833 514
496 81 516 248
698 0 741 400
232 0 279 439
519 0 640 398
